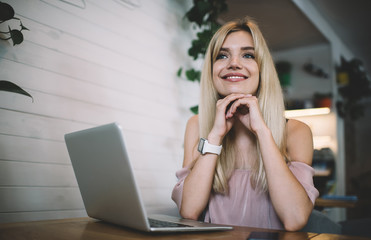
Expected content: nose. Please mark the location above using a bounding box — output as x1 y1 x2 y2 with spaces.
228 56 242 69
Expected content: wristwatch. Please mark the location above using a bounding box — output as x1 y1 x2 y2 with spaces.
197 138 222 155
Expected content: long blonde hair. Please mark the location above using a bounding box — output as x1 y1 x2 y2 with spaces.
199 17 287 193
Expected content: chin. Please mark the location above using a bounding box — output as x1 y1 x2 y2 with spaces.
219 90 254 97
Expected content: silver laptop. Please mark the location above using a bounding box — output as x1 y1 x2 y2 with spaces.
64 123 232 232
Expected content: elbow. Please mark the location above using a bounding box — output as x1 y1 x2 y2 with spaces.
179 207 200 221
283 215 309 232
282 204 312 231
283 222 305 232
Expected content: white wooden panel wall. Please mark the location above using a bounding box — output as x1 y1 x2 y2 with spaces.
0 0 196 223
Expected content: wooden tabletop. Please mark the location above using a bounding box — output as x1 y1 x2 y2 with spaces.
315 198 358 208
0 217 370 240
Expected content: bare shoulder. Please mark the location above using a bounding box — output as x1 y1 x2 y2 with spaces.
286 119 312 137
185 115 199 140
183 115 200 168
187 114 199 129
286 119 313 165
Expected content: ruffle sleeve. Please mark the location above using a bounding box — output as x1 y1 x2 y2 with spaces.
288 161 319 205
171 167 191 210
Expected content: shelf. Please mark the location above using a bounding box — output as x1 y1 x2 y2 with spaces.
314 169 332 177
285 107 330 118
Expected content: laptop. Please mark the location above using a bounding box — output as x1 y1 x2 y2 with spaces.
64 123 232 232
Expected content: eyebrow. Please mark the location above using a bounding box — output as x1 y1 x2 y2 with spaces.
220 46 255 51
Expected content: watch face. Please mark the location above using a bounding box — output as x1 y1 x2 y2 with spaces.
197 138 205 153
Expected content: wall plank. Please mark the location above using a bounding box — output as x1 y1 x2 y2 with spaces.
0 210 87 223
0 135 69 164
0 59 177 107
0 187 84 212
0 161 77 187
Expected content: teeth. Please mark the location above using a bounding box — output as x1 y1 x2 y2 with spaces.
227 76 244 79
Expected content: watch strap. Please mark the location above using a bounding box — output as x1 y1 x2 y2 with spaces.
198 138 222 155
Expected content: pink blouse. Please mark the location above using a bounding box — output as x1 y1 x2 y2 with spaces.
171 161 319 230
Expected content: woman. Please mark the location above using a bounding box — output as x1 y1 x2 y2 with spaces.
172 17 319 231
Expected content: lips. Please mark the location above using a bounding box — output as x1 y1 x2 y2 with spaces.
222 73 247 82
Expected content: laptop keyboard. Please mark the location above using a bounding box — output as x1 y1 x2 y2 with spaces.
148 218 193 228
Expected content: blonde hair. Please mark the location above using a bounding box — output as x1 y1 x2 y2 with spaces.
199 17 287 193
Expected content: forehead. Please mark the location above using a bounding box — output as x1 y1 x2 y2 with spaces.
221 30 254 48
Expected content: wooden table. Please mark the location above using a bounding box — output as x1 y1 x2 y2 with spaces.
0 217 370 240
315 198 358 208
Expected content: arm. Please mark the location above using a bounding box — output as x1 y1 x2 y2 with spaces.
227 97 315 231
257 119 314 231
179 115 218 220
180 93 246 220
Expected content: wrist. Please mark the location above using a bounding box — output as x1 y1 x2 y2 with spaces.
198 138 222 155
207 132 223 146
255 125 272 140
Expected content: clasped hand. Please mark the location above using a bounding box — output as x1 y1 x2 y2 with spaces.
209 94 266 143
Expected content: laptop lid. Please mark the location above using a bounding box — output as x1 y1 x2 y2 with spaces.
64 123 232 232
65 123 151 231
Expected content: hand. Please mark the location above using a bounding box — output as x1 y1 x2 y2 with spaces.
208 93 246 144
225 95 267 135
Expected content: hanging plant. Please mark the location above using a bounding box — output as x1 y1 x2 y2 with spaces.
0 1 32 100
336 56 371 120
178 0 228 114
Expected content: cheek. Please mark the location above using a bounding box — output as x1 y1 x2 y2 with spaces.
212 63 222 76
247 61 259 73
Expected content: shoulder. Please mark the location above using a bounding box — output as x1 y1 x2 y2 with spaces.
185 115 199 139
286 119 313 165
286 119 312 137
187 114 199 129
183 115 200 168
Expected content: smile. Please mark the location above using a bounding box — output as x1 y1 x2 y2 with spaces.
222 74 247 82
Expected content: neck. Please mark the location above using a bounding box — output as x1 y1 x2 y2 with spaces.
231 120 258 169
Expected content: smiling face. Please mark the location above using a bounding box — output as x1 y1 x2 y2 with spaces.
212 30 260 97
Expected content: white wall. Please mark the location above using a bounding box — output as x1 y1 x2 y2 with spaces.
272 43 337 151
272 44 332 101
0 0 196 223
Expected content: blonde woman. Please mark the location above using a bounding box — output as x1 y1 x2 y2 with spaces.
172 17 319 231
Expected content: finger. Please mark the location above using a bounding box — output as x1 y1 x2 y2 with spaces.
228 95 258 117
228 98 250 116
217 94 246 112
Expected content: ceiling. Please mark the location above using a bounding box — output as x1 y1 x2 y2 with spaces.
219 0 371 74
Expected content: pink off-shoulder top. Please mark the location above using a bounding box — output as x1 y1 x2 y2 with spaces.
171 161 319 230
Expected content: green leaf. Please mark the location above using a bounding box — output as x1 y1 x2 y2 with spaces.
189 37 208 60
185 69 201 82
9 26 24 45
177 68 183 77
190 105 199 114
185 0 211 27
0 2 15 21
20 21 29 31
0 80 33 101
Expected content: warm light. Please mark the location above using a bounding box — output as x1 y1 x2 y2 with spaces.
285 107 330 118
313 136 333 150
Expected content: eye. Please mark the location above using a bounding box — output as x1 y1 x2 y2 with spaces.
216 53 227 60
243 53 255 59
